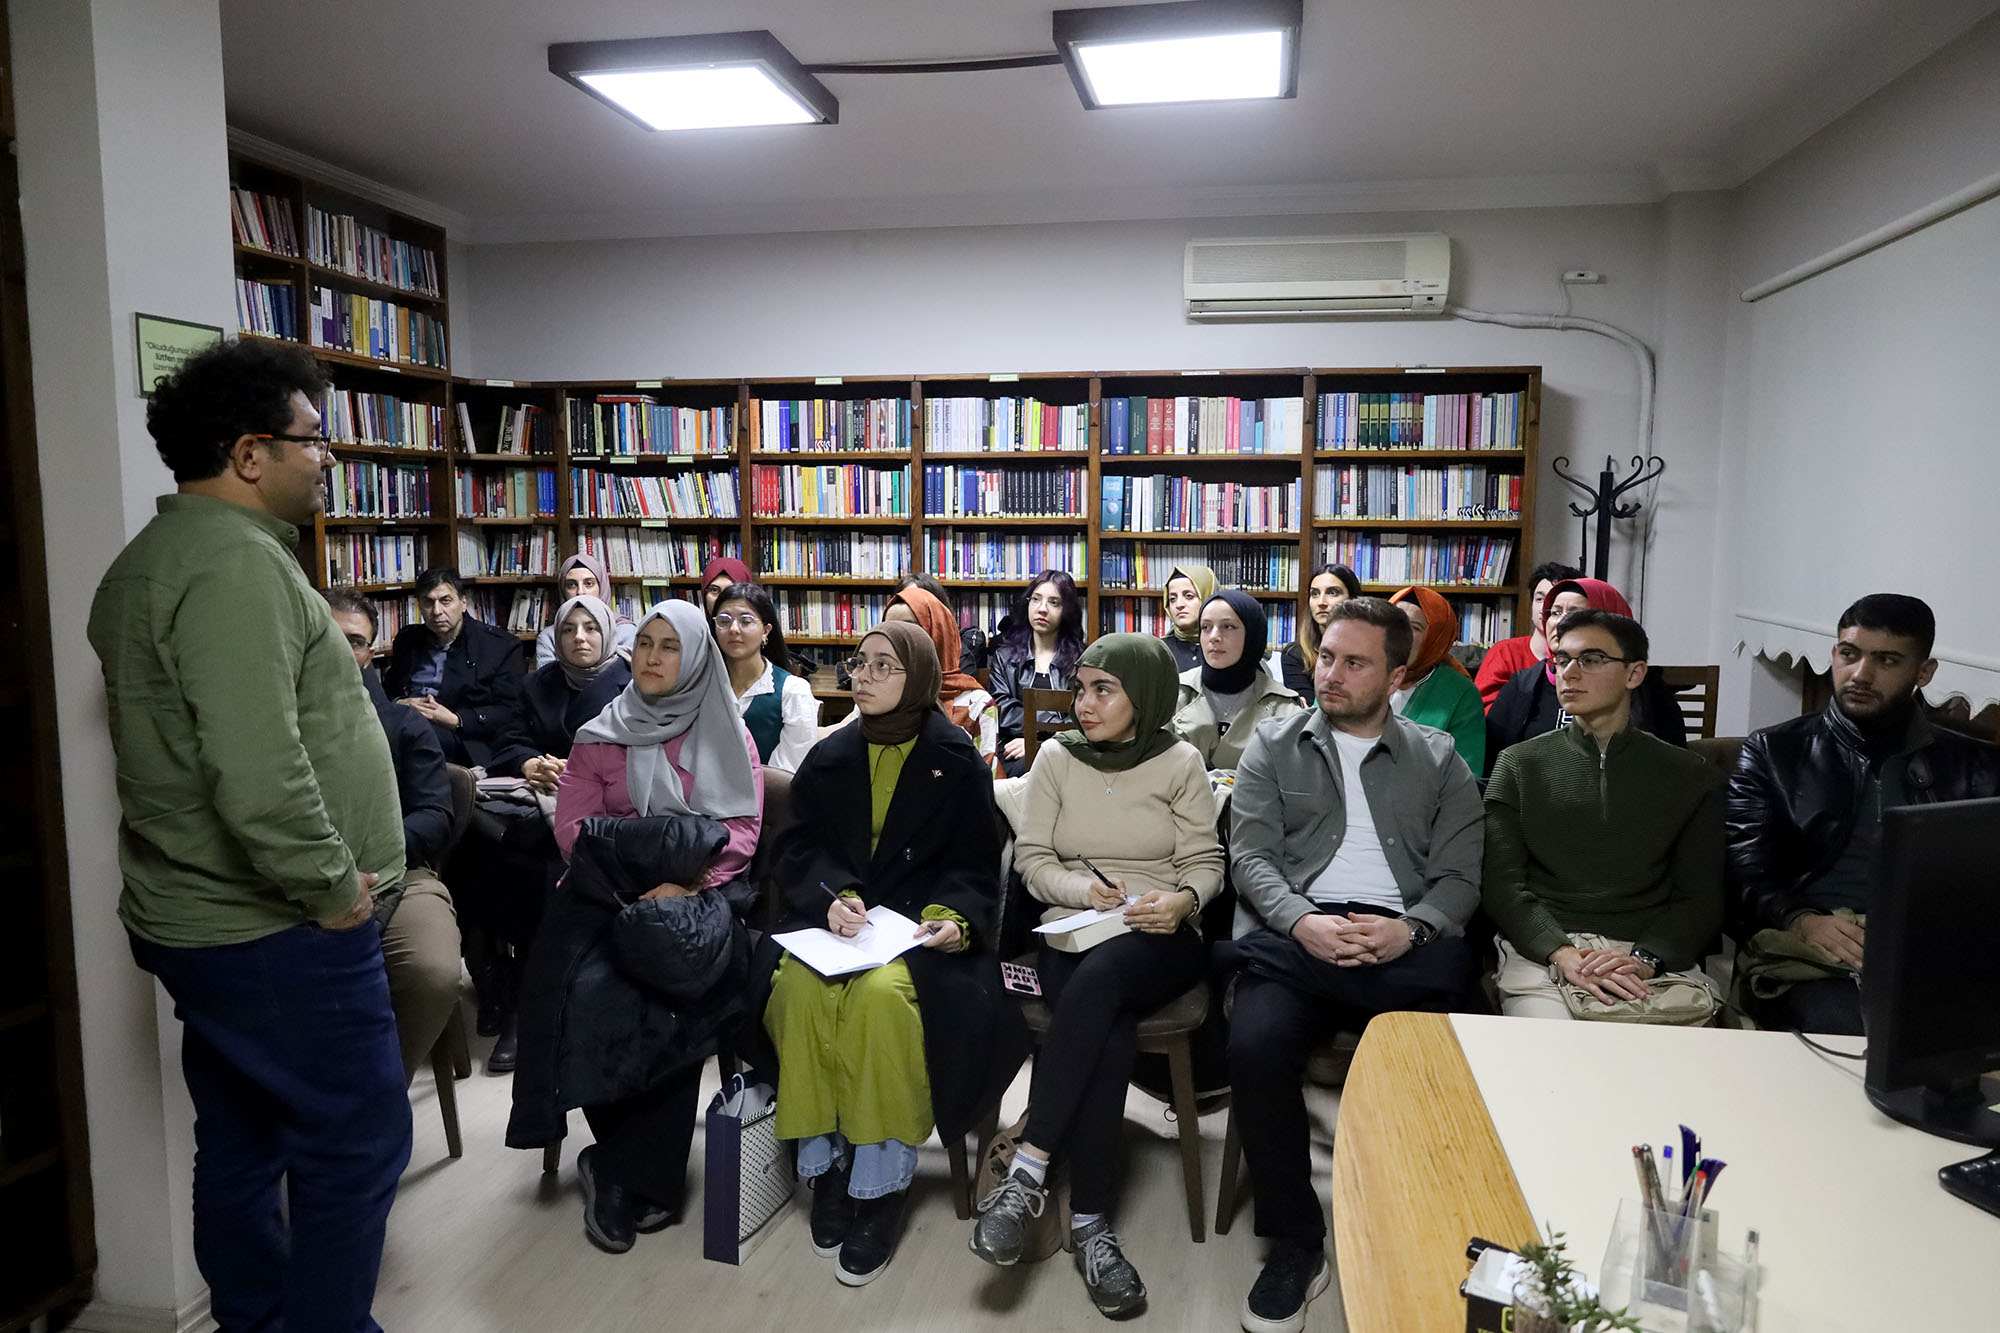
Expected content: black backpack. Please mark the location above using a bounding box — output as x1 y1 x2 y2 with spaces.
959 625 990 673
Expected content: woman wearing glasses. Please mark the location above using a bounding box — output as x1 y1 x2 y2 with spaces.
1386 586 1486 774
760 622 1023 1287
507 600 763 1256
971 634 1223 1320
1484 576 1686 776
712 581 820 774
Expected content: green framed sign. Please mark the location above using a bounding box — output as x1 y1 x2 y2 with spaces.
135 313 224 395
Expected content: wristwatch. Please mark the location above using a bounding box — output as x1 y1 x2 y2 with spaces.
1405 918 1438 949
1629 945 1664 973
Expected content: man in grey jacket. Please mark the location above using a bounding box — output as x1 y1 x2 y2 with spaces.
1223 597 1483 1333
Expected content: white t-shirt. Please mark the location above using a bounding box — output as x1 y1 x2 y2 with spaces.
1304 728 1405 913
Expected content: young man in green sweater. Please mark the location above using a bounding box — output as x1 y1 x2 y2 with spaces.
1482 608 1724 1020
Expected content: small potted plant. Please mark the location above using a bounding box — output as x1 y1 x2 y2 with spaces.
1512 1228 1645 1333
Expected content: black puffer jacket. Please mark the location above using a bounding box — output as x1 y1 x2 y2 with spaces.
506 814 751 1149
1725 704 2000 937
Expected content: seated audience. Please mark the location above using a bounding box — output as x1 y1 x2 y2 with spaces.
881 584 1000 771
1482 609 1723 1022
991 569 1087 777
506 600 763 1255
1485 576 1685 774
1170 590 1303 774
971 634 1222 1320
383 567 526 768
325 592 462 1084
761 622 1022 1287
1388 586 1485 773
1726 593 2000 1035
1274 563 1360 696
1472 560 1581 709
534 552 636 669
1223 597 1482 1333
1160 563 1218 672
699 555 753 614
712 581 819 773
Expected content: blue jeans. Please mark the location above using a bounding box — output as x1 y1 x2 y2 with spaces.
130 921 413 1333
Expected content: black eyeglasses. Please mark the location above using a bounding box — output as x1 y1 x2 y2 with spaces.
1551 650 1636 672
253 432 334 452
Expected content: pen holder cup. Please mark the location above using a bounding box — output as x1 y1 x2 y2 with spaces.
1599 1199 1756 1333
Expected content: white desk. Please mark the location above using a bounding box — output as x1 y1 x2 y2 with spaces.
1451 1013 1994 1332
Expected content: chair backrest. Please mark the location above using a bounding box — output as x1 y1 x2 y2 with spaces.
1687 736 1744 780
438 763 476 868
1020 687 1075 767
1656 664 1720 740
750 767 796 930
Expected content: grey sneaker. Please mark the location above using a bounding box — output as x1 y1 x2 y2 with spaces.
969 1168 1047 1267
1072 1217 1147 1319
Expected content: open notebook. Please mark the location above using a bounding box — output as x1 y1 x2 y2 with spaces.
772 905 929 978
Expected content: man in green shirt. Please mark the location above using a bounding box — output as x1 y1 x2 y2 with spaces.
1482 608 1723 1020
88 338 411 1333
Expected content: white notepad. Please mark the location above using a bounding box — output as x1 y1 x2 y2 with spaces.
772 905 928 978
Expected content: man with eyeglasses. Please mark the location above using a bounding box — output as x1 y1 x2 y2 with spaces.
1481 607 1725 1020
88 338 411 1330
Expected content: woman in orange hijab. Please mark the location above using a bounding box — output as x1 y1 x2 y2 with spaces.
884 585 1002 772
1387 586 1485 772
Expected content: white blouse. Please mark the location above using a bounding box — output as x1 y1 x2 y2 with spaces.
734 660 821 775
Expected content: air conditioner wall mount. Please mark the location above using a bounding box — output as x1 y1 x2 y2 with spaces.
1184 234 1451 319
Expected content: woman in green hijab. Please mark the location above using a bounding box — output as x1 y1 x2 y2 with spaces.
968 633 1224 1320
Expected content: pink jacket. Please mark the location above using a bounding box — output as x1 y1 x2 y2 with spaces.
553 730 763 886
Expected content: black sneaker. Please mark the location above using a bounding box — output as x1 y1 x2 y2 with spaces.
576 1145 636 1255
632 1194 677 1235
1241 1242 1330 1333
1072 1218 1147 1319
969 1168 1048 1267
809 1161 857 1258
836 1188 908 1287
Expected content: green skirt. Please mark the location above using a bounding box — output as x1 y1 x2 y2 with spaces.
764 955 933 1146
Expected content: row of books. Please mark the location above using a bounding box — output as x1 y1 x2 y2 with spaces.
754 531 909 579
923 465 1085 519
1098 541 1298 592
748 397 912 453
325 533 428 588
1315 391 1524 452
307 287 448 369
572 467 740 520
455 467 555 519
574 527 744 581
774 593 897 640
923 397 1088 454
949 591 1014 635
567 395 735 457
456 528 557 578
1451 601 1517 646
327 460 432 520
303 205 441 297
235 279 299 341
324 389 446 451
469 588 556 637
1099 475 1301 534
922 533 1087 583
1314 533 1517 587
750 464 911 518
365 593 421 648
230 187 300 256
1313 464 1525 521
1098 596 1299 643
456 402 556 456
1103 395 1305 456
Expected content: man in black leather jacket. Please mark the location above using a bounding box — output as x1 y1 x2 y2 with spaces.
1726 594 2000 1034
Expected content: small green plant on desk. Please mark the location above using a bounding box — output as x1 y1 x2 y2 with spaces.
1512 1228 1644 1333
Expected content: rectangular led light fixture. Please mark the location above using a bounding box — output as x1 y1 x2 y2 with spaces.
549 31 838 131
1054 0 1303 109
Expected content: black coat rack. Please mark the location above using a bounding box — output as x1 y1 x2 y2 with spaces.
1549 454 1666 581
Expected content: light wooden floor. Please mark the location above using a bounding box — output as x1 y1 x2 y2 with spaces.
379 1012 1350 1332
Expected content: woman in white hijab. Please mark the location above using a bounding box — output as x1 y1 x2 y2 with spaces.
549 597 764 1253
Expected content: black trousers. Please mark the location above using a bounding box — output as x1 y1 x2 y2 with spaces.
1022 928 1207 1215
1225 917 1473 1249
582 1063 706 1212
1744 975 1865 1036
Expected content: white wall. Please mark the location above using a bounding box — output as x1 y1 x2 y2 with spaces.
11 0 234 1320
460 202 1740 658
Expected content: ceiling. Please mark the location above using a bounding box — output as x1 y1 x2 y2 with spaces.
218 0 2000 243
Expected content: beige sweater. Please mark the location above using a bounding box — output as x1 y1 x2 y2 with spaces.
1014 738 1226 922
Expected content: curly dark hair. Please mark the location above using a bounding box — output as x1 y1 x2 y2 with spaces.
322 588 379 637
145 338 330 482
998 570 1086 677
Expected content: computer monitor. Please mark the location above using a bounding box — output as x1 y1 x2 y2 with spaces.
1864 796 2000 1149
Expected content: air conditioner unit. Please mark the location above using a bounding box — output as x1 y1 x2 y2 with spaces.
1184 234 1451 318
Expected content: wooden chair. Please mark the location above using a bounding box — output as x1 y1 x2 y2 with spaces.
749 767 795 931
424 764 479 1160
1657 664 1720 739
1019 687 1075 767
1214 1031 1359 1235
